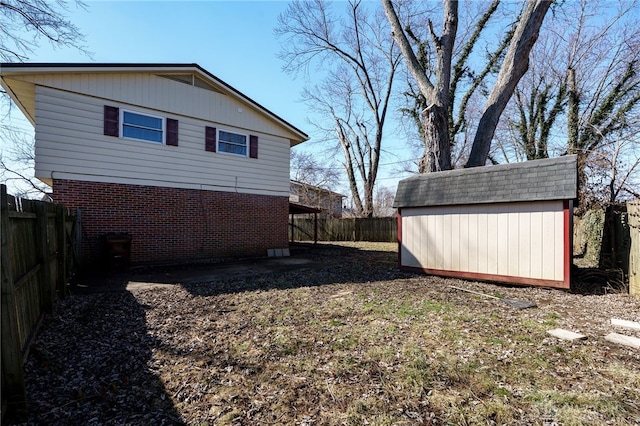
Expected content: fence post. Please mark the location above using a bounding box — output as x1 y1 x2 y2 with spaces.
290 214 294 243
76 208 82 271
0 185 28 419
314 212 318 245
629 201 639 297
56 204 67 298
352 218 357 241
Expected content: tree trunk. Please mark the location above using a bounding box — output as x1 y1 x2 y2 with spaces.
420 105 452 172
363 180 375 218
345 177 364 216
566 66 589 211
383 0 457 172
567 67 580 154
466 0 552 167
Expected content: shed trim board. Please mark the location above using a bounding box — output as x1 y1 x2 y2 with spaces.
394 156 578 289
564 200 572 286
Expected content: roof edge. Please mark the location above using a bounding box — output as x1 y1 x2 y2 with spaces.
393 155 578 208
290 180 346 198
0 62 309 142
400 154 577 183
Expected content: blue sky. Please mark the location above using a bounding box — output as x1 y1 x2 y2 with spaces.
2 0 416 197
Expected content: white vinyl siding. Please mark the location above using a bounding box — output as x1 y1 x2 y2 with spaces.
33 86 290 196
400 201 565 281
16 72 300 143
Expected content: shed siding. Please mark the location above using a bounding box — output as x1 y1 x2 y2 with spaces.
17 72 297 140
400 201 565 284
34 86 290 196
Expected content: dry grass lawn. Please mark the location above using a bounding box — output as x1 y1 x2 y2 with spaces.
20 242 640 425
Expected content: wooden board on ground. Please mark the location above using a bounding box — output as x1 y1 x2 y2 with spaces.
611 318 640 331
449 285 537 309
604 333 640 349
547 328 587 341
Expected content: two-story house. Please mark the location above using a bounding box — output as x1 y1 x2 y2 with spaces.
289 180 344 218
1 63 308 267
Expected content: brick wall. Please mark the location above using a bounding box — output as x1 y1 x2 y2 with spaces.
52 179 289 268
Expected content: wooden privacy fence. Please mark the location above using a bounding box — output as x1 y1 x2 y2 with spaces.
290 217 397 242
629 200 639 296
1 184 79 420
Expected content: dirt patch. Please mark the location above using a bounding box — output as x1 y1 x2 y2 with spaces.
17 242 640 425
123 257 317 292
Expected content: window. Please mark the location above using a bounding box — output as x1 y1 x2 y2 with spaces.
122 110 164 143
204 126 258 158
104 106 178 146
218 130 247 156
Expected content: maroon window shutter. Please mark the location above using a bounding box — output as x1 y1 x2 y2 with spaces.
205 126 217 152
104 105 119 137
249 135 258 158
166 118 178 146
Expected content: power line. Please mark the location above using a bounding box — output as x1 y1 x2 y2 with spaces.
376 174 416 181
297 158 417 171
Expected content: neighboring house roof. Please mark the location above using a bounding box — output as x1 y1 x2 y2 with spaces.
393 155 578 208
289 202 322 215
290 180 346 198
0 62 308 146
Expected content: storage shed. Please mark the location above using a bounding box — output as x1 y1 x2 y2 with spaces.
393 155 578 289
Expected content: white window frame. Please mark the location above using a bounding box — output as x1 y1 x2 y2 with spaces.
217 128 249 157
121 109 166 144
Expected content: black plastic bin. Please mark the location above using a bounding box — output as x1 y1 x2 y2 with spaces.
105 233 132 270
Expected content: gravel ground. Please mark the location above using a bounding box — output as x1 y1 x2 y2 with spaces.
12 242 640 425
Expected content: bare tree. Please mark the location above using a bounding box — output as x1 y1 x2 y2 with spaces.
1 0 88 197
597 135 640 206
290 150 340 190
497 14 576 163
499 0 640 207
511 61 567 160
290 151 343 217
373 185 395 217
580 124 640 269
398 1 511 169
0 126 50 198
383 0 552 171
276 0 401 218
0 0 88 62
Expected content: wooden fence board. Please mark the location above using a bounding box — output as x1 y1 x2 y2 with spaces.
1 184 78 421
14 274 41 349
1 185 27 418
629 201 639 296
56 205 67 297
36 203 53 314
291 217 398 242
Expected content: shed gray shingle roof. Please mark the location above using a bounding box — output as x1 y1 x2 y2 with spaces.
393 155 578 208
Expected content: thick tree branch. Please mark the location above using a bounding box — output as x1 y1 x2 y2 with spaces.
382 0 434 98
466 0 552 167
